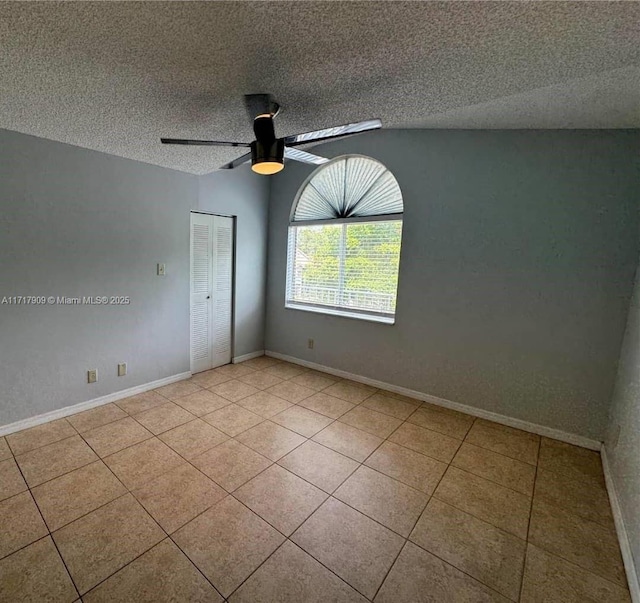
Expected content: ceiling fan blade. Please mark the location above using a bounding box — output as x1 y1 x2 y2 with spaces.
220 152 252 170
161 138 250 147
284 147 330 165
282 119 382 147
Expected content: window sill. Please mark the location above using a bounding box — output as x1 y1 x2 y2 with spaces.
285 303 395 325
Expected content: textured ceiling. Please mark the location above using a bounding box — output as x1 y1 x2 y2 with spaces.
0 1 638 174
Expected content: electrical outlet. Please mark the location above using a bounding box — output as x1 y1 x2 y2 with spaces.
157 263 166 276
117 363 127 377
308 338 314 349
87 369 98 384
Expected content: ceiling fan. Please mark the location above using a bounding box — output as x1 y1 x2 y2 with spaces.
161 93 382 175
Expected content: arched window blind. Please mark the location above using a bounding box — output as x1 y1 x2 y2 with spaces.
291 155 403 222
286 155 403 324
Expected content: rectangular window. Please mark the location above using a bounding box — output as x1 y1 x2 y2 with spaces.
286 219 402 323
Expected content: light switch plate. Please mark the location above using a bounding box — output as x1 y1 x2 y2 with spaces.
157 263 166 276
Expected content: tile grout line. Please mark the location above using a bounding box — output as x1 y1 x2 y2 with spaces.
64 434 179 596
376 414 530 601
165 529 227 601
0 534 84 601
340 411 523 601
525 442 630 590
221 537 291 600
533 461 609 490
223 531 371 602
102 372 613 597
285 538 379 601
523 540 632 595
70 414 226 600
427 485 530 542
428 426 536 539
5 416 80 457
125 401 198 437
402 533 519 602
13 436 100 490
369 416 512 600
369 519 421 600
75 496 225 603
83 432 155 465
528 474 616 532
286 522 377 602
448 459 536 498
62 491 159 598
435 461 533 502
523 511 629 589
78 417 228 600
69 440 227 602
9 458 83 601
8 425 79 457
518 441 539 602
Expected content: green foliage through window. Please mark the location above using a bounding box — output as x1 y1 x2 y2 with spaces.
287 220 402 314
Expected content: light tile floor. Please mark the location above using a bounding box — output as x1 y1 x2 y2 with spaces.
0 356 631 602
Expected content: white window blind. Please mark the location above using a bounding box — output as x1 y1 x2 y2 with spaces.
292 155 403 221
286 220 402 319
287 155 403 323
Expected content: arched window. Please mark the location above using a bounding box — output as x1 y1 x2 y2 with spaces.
286 155 403 323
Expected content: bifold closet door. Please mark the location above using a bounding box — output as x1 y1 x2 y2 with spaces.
190 212 233 373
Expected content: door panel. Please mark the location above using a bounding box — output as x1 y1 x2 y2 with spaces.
190 213 234 373
212 216 233 367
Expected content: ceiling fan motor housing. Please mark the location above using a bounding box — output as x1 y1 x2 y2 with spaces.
251 137 284 166
253 115 277 143
251 115 284 168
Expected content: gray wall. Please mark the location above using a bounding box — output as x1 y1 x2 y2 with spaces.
0 129 269 426
606 259 640 582
266 130 640 440
198 169 270 357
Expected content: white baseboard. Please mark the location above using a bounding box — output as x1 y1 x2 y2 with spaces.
0 371 192 437
232 350 265 364
265 350 602 451
601 446 640 602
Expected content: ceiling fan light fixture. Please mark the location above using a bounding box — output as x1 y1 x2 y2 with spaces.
252 161 284 175
251 138 284 175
